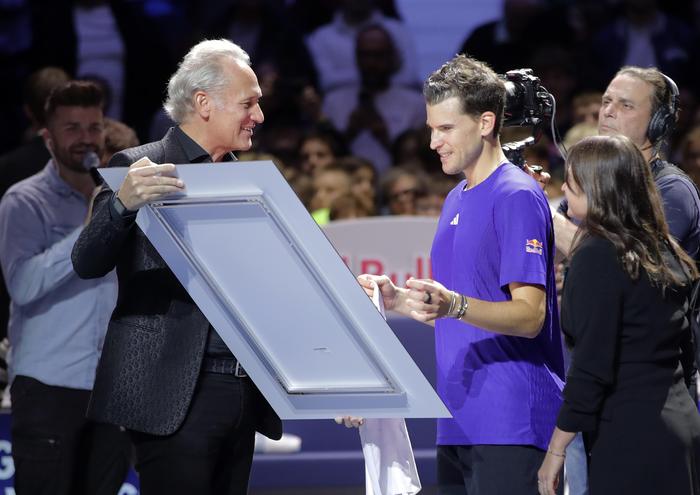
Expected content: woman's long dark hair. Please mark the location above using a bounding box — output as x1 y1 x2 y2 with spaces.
568 135 698 288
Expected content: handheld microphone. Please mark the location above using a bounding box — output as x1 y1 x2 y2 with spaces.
82 151 104 186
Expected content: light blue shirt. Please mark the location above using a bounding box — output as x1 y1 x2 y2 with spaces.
0 161 117 390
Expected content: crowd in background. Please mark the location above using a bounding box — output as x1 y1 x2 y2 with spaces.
0 2 699 491
1 0 700 221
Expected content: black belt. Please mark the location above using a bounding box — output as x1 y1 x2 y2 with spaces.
201 357 248 377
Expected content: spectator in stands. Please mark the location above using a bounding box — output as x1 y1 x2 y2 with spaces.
591 0 696 88
289 0 402 35
457 0 545 74
299 126 348 175
306 0 419 93
198 0 314 78
529 46 578 131
392 128 442 172
257 122 304 169
74 0 126 119
289 171 315 210
414 174 458 217
340 156 377 216
379 165 427 216
329 193 373 221
310 164 353 224
102 117 139 165
322 24 425 172
571 92 602 127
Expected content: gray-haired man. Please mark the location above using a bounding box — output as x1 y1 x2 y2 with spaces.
71 39 281 495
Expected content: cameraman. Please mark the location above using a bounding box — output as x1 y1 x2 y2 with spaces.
359 54 565 495
553 66 700 260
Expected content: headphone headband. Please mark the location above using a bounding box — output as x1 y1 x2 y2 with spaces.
647 72 679 145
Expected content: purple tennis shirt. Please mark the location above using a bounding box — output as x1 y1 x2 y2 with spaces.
431 163 564 450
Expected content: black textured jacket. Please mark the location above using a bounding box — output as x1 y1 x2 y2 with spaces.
71 127 282 438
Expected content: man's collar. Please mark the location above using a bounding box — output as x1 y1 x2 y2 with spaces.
173 126 236 163
46 159 82 198
173 126 212 163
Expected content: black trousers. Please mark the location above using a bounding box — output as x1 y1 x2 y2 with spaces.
129 371 258 495
437 444 562 495
10 376 130 495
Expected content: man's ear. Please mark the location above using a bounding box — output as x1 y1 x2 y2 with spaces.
40 127 53 153
479 111 496 137
193 91 212 119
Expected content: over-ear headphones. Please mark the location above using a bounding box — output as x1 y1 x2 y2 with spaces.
647 72 679 145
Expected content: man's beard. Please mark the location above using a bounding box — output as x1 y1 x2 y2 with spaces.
54 146 98 174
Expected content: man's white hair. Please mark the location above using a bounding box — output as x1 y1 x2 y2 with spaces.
164 39 251 123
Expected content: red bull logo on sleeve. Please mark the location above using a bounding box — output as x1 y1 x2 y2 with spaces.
525 238 544 255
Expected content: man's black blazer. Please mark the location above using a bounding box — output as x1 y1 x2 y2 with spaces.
72 128 282 438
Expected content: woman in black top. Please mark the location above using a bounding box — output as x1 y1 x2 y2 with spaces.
538 135 700 495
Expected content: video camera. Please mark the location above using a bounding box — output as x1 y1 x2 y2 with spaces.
499 69 557 168
502 68 553 127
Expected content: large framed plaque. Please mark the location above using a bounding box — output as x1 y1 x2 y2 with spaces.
100 162 449 420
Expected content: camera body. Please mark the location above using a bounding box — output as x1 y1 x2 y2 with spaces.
502 68 553 127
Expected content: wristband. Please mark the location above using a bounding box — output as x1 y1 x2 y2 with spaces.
112 194 137 218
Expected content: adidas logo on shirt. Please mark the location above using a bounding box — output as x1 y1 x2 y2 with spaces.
450 213 459 225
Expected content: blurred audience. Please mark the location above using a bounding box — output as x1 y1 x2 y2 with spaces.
379 165 428 216
102 117 139 165
529 46 578 131
0 0 32 151
415 174 458 217
257 123 304 169
571 91 603 127
590 0 697 88
322 24 425 173
563 122 599 151
680 126 700 187
3 0 700 243
74 0 125 119
310 165 353 224
458 0 546 74
306 0 419 93
392 128 442 172
299 125 348 175
0 67 70 198
329 193 374 221
336 156 377 216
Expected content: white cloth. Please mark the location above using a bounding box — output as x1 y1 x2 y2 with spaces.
360 280 421 495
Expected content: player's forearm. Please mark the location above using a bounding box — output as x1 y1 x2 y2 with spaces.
456 296 545 338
